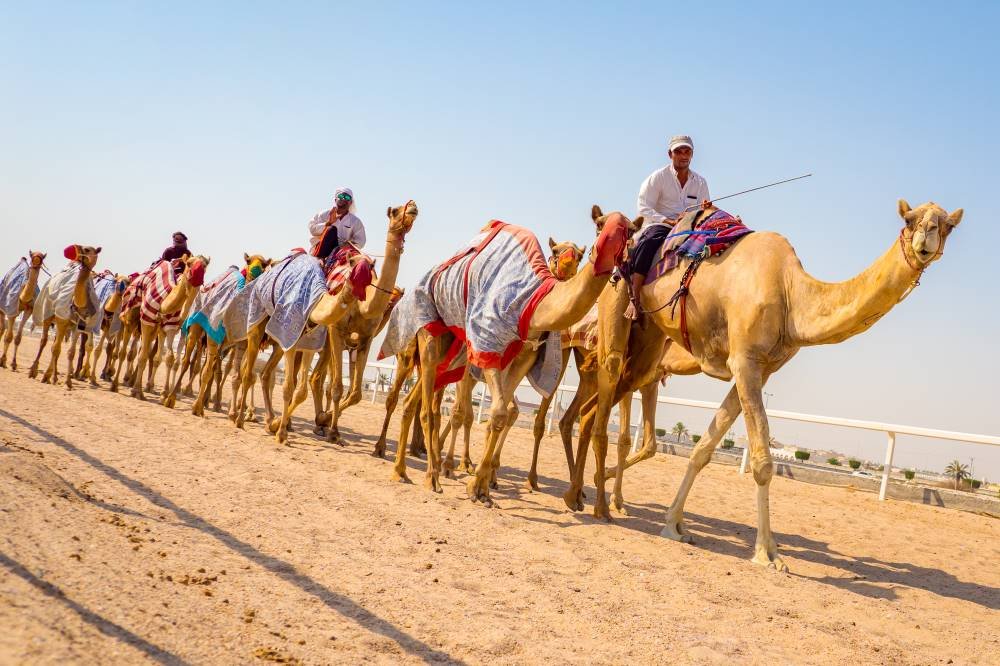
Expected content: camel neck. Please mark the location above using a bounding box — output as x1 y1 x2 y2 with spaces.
788 231 923 346
358 232 405 319
19 262 42 304
160 273 192 315
72 263 93 310
527 262 609 332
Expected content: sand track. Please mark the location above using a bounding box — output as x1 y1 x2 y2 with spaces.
1 337 998 664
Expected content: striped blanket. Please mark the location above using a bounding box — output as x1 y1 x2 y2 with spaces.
134 260 183 331
379 221 563 395
561 304 598 351
32 263 101 331
182 266 241 345
90 274 120 335
247 252 328 352
644 208 753 285
324 244 375 300
0 258 31 317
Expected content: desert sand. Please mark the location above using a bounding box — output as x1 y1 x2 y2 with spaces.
1 336 998 665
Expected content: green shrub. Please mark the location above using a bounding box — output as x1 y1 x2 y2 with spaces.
848 459 862 470
655 428 666 437
794 450 810 461
903 469 916 480
971 479 982 489
692 435 701 443
721 438 735 449
827 458 840 466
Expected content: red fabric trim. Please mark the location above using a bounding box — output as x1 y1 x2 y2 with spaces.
504 224 554 280
592 213 629 276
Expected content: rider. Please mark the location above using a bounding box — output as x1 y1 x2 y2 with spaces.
308 187 367 262
627 135 711 319
156 231 191 270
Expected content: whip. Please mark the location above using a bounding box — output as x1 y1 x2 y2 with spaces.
684 173 812 211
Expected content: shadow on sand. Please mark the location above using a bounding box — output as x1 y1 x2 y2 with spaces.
0 408 463 665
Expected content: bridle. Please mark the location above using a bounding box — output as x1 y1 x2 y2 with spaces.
896 226 943 303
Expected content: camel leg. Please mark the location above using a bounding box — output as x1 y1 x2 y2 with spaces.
309 339 331 433
326 331 348 444
165 328 198 408
124 333 139 386
184 337 202 397
390 377 422 483
467 350 537 504
10 310 32 372
64 325 81 390
109 322 133 392
375 349 414 458
28 320 51 379
0 313 9 368
212 350 228 412
234 322 265 428
41 320 68 385
227 345 244 420
443 371 475 478
88 330 104 385
339 341 371 411
130 324 157 401
259 346 281 426
610 380 659 513
660 384 743 544
158 329 178 395
74 330 87 379
271 350 300 443
527 348 571 490
191 339 220 417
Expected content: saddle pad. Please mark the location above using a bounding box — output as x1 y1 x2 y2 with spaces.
247 252 328 352
644 208 753 285
139 260 183 331
561 304 598 351
0 258 30 316
183 266 241 345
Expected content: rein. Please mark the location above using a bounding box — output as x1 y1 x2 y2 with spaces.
896 228 941 304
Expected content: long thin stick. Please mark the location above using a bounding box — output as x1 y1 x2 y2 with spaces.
685 173 812 211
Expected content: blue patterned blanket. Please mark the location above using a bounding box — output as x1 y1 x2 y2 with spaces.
247 253 328 352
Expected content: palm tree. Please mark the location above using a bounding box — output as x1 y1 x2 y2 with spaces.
944 459 970 490
671 421 689 443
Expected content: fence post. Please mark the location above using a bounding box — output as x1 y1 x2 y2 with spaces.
739 447 749 475
546 389 562 435
631 424 641 452
879 431 896 501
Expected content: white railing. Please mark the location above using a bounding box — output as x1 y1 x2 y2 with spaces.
357 359 1000 502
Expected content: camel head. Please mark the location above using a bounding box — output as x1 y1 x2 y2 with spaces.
63 245 102 270
242 253 272 282
183 254 211 287
898 199 963 266
28 250 46 268
588 206 643 276
114 273 131 294
547 238 586 280
386 200 419 239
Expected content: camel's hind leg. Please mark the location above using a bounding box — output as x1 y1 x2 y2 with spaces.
41 320 70 386
390 378 423 483
165 326 200 408
234 322 266 428
0 313 9 368
443 371 476 479
191 339 220 417
130 324 157 401
309 338 331 435
184 336 203 397
258 344 282 426
10 309 33 372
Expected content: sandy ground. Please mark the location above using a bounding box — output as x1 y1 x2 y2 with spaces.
0 336 998 665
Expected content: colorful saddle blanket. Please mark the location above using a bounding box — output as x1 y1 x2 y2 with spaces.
32 262 101 331
644 209 753 285
91 273 121 335
0 258 32 317
135 260 183 331
560 304 598 351
182 266 242 345
324 244 375 300
379 220 563 395
246 252 328 352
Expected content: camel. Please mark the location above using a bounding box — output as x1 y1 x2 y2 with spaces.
72 272 131 386
309 203 418 445
109 275 145 393
162 254 271 411
234 200 418 445
128 255 211 401
378 210 638 498
0 251 46 371
581 200 963 572
31 245 103 389
373 236 586 477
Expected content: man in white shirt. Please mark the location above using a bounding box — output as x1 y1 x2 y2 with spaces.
308 187 367 259
627 135 711 319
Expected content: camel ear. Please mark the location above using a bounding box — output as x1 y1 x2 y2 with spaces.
387 206 395 218
946 208 963 228
244 252 251 264
95 247 102 254
548 237 557 251
205 256 212 265
897 199 912 219
591 205 604 222
631 216 645 233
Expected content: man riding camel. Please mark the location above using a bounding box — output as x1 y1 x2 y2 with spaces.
627 135 711 319
308 187 367 263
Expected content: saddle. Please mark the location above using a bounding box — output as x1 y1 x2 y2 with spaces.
324 244 375 301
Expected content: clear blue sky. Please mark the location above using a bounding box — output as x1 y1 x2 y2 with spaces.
2 2 997 478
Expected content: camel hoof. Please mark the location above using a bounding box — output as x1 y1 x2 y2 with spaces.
109 381 118 392
315 411 332 427
183 388 194 398
391 470 412 484
424 476 443 494
162 395 175 408
192 405 204 418
212 404 222 413
459 461 475 474
562 489 585 512
611 498 630 516
372 444 386 458
0 359 6 369
41 375 52 384
660 516 692 543
592 503 612 522
526 474 539 491
313 425 327 437
267 418 280 434
752 550 789 573
275 430 288 445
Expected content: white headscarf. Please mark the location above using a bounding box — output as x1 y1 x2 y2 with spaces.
334 187 357 214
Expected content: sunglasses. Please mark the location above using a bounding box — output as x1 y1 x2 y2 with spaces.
336 193 353 202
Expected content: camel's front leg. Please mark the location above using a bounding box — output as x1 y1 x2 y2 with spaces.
0 314 10 368
325 331 347 445
234 323 265 428
42 320 68 385
109 323 133 392
259 346 281 426
443 372 475 478
64 327 83 390
309 339 331 435
610 380 659 514
184 337 202 397
130 324 156 401
164 328 198 408
29 320 52 379
339 343 370 411
271 350 300 444
191 340 220 417
661 384 743 546
527 348 570 490
390 378 422 483
10 310 33 372
375 356 413 458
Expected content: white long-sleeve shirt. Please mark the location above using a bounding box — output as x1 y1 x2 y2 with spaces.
636 164 711 239
307 209 367 250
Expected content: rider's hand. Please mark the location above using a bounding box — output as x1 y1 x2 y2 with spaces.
700 199 712 210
